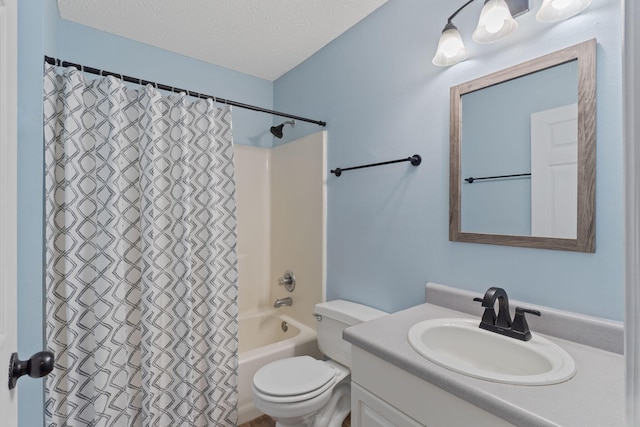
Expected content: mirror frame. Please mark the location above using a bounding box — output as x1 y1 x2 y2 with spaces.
449 39 596 252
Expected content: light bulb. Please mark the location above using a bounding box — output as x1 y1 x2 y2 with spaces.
552 0 572 8
484 5 511 33
473 0 518 44
432 23 468 67
441 34 465 58
536 0 591 22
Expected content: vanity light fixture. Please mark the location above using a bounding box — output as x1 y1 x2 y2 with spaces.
432 0 591 67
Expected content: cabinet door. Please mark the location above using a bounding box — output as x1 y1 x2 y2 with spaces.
352 383 423 427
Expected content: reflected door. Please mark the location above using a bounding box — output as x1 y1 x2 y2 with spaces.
531 103 578 238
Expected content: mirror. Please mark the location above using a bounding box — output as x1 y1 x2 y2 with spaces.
449 39 596 252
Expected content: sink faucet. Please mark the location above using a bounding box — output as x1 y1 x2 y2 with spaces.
274 297 292 308
474 287 541 341
474 287 512 328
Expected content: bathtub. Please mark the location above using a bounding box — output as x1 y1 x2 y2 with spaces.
237 310 322 424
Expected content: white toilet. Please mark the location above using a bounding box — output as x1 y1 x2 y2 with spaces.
251 299 387 427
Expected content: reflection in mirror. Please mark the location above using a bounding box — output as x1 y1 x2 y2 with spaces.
461 61 578 238
450 39 596 252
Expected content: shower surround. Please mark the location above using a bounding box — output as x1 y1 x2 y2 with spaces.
234 131 327 423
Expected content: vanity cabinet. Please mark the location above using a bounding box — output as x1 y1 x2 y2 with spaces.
350 347 515 427
352 383 422 427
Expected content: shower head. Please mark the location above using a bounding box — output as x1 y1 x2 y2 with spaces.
270 120 296 139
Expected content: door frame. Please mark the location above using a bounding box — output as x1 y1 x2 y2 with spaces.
0 0 19 423
625 0 640 425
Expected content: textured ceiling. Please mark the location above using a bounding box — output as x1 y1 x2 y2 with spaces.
57 0 388 81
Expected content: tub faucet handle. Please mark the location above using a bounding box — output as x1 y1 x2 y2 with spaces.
278 270 296 292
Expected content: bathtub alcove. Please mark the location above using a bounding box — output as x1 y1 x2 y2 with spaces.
234 131 327 424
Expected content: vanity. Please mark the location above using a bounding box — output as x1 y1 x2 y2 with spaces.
343 283 624 427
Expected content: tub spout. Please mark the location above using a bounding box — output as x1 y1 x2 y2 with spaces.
274 297 293 308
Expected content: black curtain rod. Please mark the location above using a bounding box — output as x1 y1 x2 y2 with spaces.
331 154 422 177
464 173 531 184
44 56 327 127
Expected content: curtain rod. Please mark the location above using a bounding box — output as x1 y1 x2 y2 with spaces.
44 56 327 127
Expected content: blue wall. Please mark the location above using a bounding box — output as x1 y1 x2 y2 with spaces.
17 2 274 425
274 0 623 320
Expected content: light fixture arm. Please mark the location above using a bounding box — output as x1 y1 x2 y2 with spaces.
447 0 529 23
447 0 479 23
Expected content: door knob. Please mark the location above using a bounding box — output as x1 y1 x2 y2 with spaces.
8 351 54 390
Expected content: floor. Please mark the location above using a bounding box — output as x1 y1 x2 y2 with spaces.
240 414 351 427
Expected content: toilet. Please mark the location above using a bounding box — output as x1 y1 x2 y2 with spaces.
252 299 387 427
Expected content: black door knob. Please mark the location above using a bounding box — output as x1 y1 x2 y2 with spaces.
8 351 54 390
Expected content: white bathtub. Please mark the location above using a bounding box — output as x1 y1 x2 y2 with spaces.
237 310 322 424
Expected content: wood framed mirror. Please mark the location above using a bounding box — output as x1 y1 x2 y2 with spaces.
449 39 596 252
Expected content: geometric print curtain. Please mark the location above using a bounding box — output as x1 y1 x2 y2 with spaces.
43 63 239 427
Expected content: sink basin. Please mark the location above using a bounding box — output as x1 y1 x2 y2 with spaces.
407 318 576 385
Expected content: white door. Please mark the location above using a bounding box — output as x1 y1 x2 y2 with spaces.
531 103 578 239
0 0 19 423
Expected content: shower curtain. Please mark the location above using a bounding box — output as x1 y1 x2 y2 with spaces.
43 63 239 427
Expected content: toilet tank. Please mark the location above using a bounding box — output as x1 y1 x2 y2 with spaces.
313 300 387 368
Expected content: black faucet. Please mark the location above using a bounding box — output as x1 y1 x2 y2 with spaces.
473 287 541 341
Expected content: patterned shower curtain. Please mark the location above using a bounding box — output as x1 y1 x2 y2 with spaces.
43 63 239 427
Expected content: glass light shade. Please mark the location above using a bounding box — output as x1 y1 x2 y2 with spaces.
472 0 518 44
432 24 468 67
536 0 591 22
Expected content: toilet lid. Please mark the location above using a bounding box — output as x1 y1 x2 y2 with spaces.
253 356 336 397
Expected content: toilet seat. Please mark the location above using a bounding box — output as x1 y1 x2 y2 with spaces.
253 376 335 404
252 356 337 403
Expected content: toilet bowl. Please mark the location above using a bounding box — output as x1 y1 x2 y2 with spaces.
253 357 350 427
251 300 387 427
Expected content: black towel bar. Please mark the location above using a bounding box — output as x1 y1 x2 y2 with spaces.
331 154 422 177
464 173 531 184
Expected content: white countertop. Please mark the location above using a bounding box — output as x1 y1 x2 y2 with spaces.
344 302 625 427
